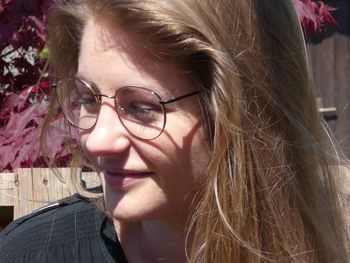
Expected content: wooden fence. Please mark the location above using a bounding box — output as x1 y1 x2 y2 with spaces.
309 1 350 157
0 168 100 220
310 34 350 158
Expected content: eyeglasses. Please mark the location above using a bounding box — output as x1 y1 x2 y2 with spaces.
52 77 200 140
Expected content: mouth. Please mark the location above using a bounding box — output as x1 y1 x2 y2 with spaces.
103 170 153 189
106 170 153 177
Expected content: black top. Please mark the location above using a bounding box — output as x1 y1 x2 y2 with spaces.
0 194 128 263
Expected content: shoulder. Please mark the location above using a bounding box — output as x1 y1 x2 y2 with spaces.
0 194 111 263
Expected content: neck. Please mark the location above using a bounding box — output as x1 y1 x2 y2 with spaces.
115 219 188 263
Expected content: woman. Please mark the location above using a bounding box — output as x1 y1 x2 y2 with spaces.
3 0 349 262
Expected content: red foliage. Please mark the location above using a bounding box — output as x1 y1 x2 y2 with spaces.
0 0 79 172
292 0 337 36
0 0 56 94
0 83 79 172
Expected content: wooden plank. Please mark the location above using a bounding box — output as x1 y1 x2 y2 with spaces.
43 168 74 204
308 45 321 122
321 36 335 108
14 169 34 219
32 168 75 211
309 43 322 99
82 171 101 189
321 36 336 131
0 173 14 206
0 169 100 205
11 168 99 219
13 168 72 219
309 32 350 159
334 32 350 157
309 36 337 131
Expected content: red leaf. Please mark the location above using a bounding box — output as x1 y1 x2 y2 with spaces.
292 0 337 36
44 117 68 158
4 103 45 137
14 127 41 167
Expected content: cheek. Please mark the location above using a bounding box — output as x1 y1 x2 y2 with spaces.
188 129 211 182
150 120 211 188
166 114 211 168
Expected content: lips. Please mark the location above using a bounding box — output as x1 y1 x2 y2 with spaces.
103 169 153 189
106 171 153 177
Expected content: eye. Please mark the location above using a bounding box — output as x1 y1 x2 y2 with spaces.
118 100 163 124
77 93 96 106
115 86 165 125
71 90 98 114
129 101 162 115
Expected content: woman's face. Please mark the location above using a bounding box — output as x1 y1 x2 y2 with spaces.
78 19 211 224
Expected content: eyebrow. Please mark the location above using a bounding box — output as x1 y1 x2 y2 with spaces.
73 73 174 100
74 73 101 92
75 73 93 85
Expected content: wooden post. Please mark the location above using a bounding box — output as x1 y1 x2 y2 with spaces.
0 168 101 219
0 172 15 208
13 168 75 219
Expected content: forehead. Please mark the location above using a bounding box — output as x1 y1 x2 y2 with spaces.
77 19 193 96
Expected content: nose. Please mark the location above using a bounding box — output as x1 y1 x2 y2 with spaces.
84 101 131 156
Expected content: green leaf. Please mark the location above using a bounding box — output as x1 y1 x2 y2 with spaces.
38 47 49 60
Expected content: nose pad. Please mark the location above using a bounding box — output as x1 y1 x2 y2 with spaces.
84 103 131 156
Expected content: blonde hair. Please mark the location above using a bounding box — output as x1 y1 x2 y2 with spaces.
43 0 348 262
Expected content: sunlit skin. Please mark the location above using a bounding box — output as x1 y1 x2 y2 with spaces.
78 19 211 262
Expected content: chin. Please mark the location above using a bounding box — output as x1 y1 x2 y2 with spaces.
103 184 170 223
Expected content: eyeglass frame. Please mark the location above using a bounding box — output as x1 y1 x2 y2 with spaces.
51 77 201 140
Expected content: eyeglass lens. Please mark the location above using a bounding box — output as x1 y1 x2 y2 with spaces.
56 78 166 140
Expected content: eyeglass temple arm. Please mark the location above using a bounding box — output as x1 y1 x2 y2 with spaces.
160 90 201 105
